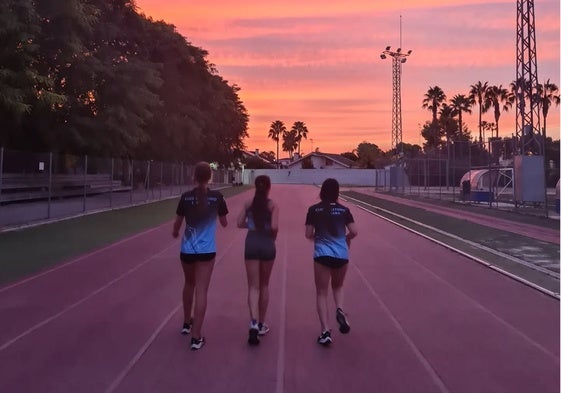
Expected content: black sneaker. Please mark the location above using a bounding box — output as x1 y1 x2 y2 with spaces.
248 326 260 346
336 308 350 334
181 321 192 335
190 337 205 350
317 330 332 346
258 322 270 336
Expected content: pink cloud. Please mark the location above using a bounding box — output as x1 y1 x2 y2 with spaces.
136 0 560 154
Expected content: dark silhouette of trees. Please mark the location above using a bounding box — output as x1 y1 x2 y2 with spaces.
0 0 248 165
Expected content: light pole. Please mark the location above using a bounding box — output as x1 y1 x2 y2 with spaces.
380 45 412 159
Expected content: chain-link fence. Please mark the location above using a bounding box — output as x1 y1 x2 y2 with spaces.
379 139 558 218
0 148 236 229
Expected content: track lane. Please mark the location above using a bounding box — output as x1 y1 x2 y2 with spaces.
0 185 557 393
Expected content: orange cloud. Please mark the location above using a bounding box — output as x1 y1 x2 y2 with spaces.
136 0 560 154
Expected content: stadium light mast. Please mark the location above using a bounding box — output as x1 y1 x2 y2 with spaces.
380 16 412 158
515 0 541 155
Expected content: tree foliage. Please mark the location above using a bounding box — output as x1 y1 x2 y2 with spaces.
0 0 248 164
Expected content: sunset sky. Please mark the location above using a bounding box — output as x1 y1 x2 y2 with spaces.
135 0 560 156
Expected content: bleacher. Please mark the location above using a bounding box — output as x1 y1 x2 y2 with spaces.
0 173 131 203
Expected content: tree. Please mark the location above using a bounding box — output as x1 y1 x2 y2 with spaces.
485 84 512 138
469 81 489 143
422 86 446 124
268 120 286 168
480 121 496 141
340 152 358 161
291 121 309 156
534 80 560 142
396 142 422 158
260 151 276 163
420 121 444 153
450 94 473 139
438 104 458 142
282 128 298 159
356 142 383 168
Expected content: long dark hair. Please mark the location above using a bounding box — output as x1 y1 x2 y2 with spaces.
320 178 339 203
194 162 212 212
319 178 339 236
251 175 271 230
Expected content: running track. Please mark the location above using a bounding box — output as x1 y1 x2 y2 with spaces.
0 185 558 393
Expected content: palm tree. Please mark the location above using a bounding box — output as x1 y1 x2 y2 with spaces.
534 79 560 141
291 121 309 156
485 85 512 138
450 94 473 138
469 81 489 143
268 120 286 168
282 128 298 159
422 86 446 124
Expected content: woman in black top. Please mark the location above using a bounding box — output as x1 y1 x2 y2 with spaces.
305 178 357 346
237 175 278 345
172 162 228 350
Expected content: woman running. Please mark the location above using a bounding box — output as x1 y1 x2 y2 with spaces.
237 175 278 346
305 178 357 346
172 162 228 350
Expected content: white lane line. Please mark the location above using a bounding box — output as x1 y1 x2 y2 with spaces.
0 222 171 293
104 303 181 393
103 237 240 393
0 241 177 352
275 235 288 393
352 265 451 393
347 195 559 280
349 198 559 299
351 204 560 363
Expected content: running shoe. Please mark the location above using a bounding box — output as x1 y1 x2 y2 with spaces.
181 321 192 335
317 330 332 346
248 324 260 346
258 322 270 336
336 308 351 334
190 337 205 350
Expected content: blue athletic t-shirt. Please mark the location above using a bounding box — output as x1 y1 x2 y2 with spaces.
176 188 228 254
305 202 354 260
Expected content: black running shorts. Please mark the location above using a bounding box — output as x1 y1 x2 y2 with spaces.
314 256 348 269
180 252 216 264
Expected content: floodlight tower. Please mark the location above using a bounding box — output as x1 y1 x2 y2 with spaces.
515 0 541 154
380 17 412 157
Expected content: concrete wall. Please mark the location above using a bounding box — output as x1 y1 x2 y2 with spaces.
241 168 392 186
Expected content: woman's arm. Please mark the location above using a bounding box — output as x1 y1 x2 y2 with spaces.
236 200 250 228
345 222 358 246
270 201 279 240
172 215 183 238
305 225 315 239
219 215 228 227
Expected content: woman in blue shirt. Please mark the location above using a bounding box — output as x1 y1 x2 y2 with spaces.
305 178 357 346
172 162 228 350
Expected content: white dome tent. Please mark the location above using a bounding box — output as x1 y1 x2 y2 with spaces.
460 168 514 202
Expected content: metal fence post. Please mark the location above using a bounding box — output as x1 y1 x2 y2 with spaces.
130 159 134 204
159 161 163 200
110 158 114 208
48 152 53 218
0 147 3 205
83 154 88 212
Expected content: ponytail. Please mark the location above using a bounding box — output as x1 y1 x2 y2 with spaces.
251 175 271 230
194 162 212 212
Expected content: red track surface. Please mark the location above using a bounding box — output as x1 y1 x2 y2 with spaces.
1 185 558 393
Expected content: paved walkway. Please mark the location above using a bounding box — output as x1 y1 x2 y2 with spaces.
352 188 559 244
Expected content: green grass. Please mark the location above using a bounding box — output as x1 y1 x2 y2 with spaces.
0 186 251 286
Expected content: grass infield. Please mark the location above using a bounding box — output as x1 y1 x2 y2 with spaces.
0 186 250 286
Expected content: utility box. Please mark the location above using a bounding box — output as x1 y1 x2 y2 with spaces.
514 155 545 203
